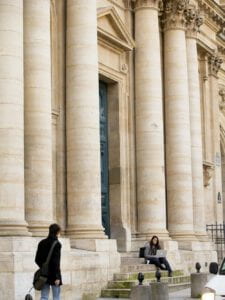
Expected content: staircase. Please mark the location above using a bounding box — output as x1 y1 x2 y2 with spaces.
100 253 190 298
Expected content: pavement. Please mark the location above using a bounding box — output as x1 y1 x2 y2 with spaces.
99 288 196 300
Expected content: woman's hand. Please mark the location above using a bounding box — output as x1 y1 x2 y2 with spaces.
55 279 60 286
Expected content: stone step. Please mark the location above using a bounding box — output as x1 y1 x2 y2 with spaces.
121 263 156 272
114 270 184 281
121 256 145 265
101 277 190 298
108 275 190 289
120 252 139 258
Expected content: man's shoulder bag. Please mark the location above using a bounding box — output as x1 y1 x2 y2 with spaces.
33 240 58 291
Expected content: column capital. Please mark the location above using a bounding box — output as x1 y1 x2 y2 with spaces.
208 54 223 77
163 0 189 31
185 6 204 39
135 0 161 11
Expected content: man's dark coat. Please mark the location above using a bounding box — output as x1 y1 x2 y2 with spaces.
35 236 62 285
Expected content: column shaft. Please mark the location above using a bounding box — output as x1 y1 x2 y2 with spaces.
135 0 168 238
185 9 207 239
0 0 28 235
24 0 54 235
208 55 224 223
66 0 105 239
164 1 195 240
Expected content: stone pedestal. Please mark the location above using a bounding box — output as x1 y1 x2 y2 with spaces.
191 273 209 298
135 0 168 239
130 285 152 300
24 0 54 236
0 0 29 236
66 0 105 241
150 282 169 300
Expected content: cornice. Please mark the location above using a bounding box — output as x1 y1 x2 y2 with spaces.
198 0 225 28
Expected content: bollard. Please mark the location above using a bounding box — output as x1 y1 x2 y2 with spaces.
191 264 210 298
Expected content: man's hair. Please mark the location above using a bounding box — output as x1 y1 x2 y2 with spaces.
48 223 61 237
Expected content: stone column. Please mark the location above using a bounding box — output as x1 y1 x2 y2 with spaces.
135 0 168 239
66 0 105 241
185 7 207 240
0 0 29 235
24 0 54 235
208 55 223 223
163 0 195 240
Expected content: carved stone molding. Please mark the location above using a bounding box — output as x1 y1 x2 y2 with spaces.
134 0 161 10
203 161 214 187
163 0 189 31
219 89 225 115
123 0 133 9
208 55 223 77
185 6 204 39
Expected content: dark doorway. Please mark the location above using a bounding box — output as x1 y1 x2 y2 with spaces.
99 81 110 237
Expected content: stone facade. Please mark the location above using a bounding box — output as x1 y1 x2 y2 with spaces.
0 0 225 299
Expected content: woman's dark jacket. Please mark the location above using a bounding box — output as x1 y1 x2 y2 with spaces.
144 242 161 259
35 236 62 285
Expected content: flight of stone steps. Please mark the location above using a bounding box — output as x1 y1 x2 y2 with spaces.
100 252 190 298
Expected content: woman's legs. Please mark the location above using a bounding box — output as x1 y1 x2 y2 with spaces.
149 257 166 270
159 257 172 273
52 285 61 300
40 284 50 300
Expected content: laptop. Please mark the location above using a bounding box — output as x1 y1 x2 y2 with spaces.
155 249 167 258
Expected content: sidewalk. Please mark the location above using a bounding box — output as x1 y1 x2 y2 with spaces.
99 288 195 300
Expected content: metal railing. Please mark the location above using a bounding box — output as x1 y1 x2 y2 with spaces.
206 222 225 263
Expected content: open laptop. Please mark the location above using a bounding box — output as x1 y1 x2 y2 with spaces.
155 249 167 257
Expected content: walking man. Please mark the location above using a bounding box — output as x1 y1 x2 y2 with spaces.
35 224 62 300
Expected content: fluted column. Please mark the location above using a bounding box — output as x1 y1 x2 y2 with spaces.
208 55 224 223
24 0 54 235
185 7 207 240
163 0 195 240
135 0 168 239
66 0 105 240
0 0 29 235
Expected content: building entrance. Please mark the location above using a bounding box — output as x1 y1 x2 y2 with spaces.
99 81 110 237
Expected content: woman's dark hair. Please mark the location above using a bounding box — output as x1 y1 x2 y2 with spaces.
48 223 61 238
150 235 159 247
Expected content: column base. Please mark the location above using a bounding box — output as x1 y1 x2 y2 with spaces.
137 229 170 240
27 221 53 237
0 220 30 236
195 231 210 242
66 225 106 241
169 231 197 242
70 238 117 252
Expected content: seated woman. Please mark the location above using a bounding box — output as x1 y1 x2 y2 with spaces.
144 235 172 277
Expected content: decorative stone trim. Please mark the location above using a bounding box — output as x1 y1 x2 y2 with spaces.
163 0 189 31
198 0 224 28
134 0 161 10
219 89 225 115
203 161 214 187
123 0 133 9
208 55 223 77
185 6 204 39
